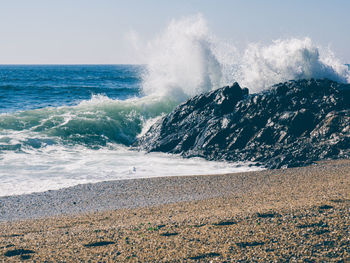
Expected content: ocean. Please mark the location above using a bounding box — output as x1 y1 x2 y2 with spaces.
0 65 260 197
1 17 349 197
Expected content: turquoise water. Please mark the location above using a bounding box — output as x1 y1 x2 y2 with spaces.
0 65 177 148
0 62 348 196
0 65 258 196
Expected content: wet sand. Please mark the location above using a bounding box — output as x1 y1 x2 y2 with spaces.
0 159 349 262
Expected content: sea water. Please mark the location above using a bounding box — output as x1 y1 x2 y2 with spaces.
0 65 261 196
1 15 349 197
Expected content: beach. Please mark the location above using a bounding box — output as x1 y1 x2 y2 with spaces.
1 2 350 262
0 159 349 262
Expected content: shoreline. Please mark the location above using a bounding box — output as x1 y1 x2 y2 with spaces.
0 165 265 222
0 159 349 261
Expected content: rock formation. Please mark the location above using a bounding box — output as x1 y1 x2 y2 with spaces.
136 79 350 168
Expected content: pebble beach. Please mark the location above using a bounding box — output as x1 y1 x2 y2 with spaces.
0 159 349 262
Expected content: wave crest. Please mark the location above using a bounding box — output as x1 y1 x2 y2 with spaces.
0 95 177 149
1 15 349 150
241 38 350 92
141 14 222 101
140 15 350 97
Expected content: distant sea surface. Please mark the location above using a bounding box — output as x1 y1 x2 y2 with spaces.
0 65 143 113
0 65 260 196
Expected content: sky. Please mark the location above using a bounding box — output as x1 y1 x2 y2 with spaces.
0 0 349 64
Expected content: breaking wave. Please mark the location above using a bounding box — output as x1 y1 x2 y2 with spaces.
0 95 176 150
1 14 349 196
1 15 349 150
142 14 349 96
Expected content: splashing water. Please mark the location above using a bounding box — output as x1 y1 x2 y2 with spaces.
240 38 350 92
1 15 349 196
142 15 222 100
141 15 350 96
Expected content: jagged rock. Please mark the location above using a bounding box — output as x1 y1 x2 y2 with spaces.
136 79 350 168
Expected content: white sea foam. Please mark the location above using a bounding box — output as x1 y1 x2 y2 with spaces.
0 92 262 197
141 15 222 100
0 144 262 196
240 38 350 92
140 15 350 97
1 15 349 196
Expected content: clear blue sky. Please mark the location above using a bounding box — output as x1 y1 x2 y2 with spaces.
1 0 349 64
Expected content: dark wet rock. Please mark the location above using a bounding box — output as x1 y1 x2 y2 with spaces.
4 249 35 257
256 212 279 218
213 220 236 226
84 241 115 247
193 224 206 228
136 79 350 168
188 252 221 260
319 205 334 210
160 232 178 237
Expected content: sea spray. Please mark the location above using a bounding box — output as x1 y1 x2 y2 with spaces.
240 38 350 92
142 15 222 100
140 15 350 96
2 16 349 150
0 15 349 196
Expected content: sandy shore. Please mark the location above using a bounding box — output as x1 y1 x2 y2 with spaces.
0 159 349 262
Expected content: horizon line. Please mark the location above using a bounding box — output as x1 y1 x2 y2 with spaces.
0 63 349 66
0 63 145 66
